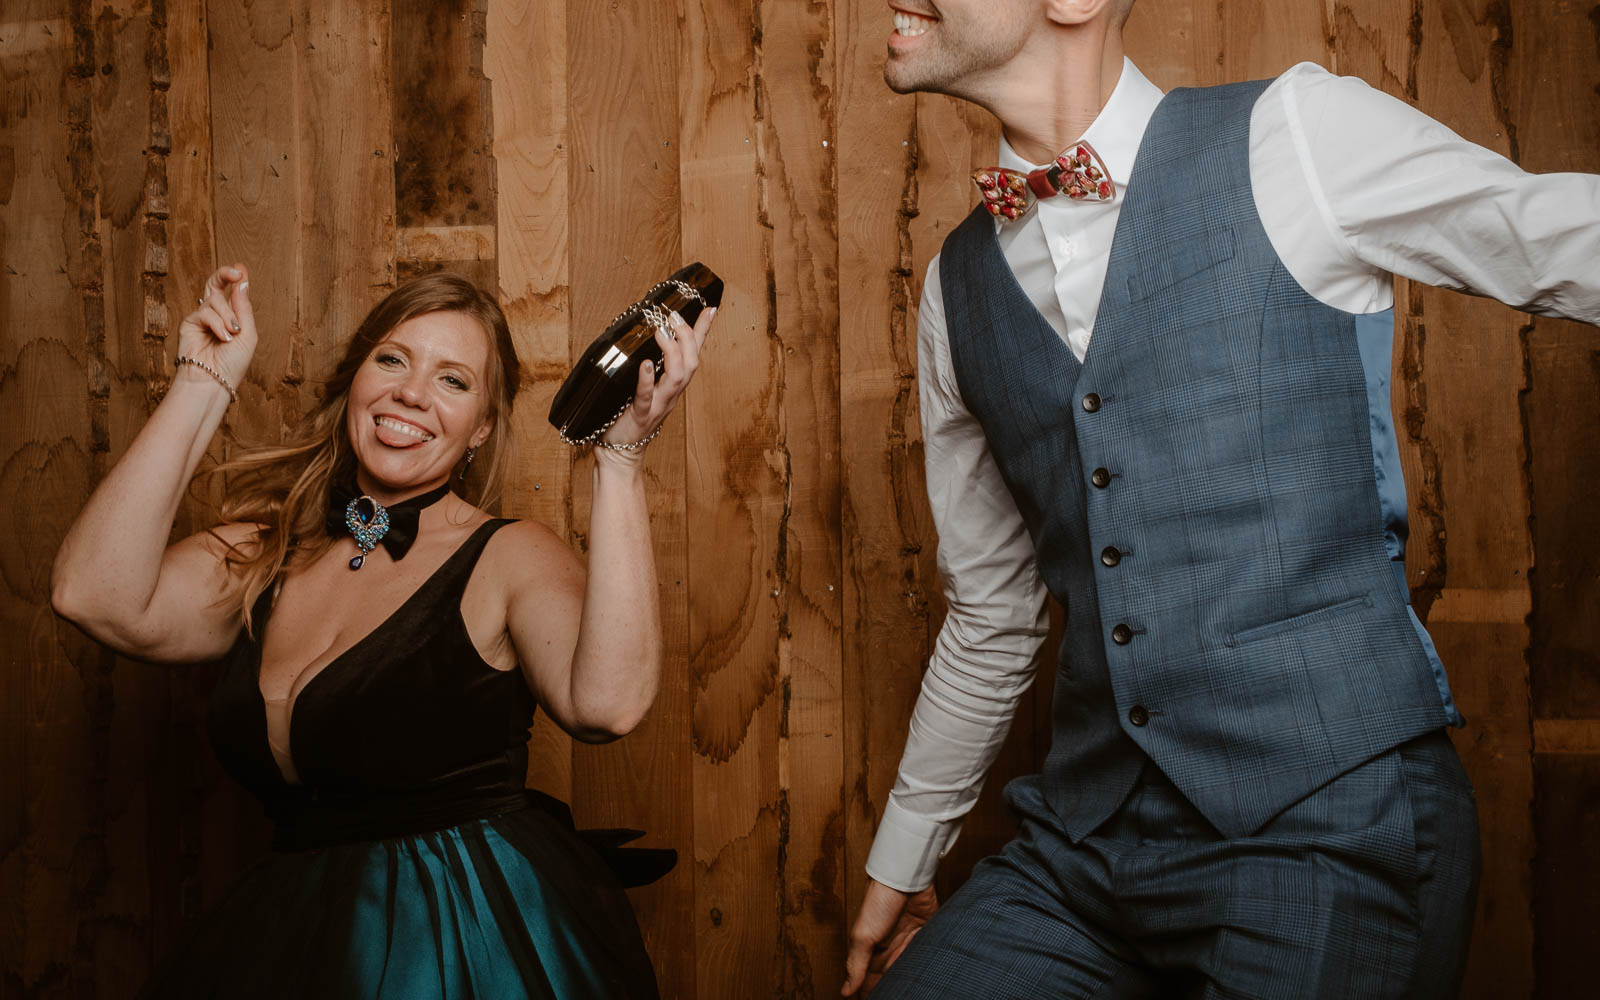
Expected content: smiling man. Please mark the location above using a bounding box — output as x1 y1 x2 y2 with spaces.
843 2 1600 998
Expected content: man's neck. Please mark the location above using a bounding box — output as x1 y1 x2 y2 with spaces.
992 34 1126 164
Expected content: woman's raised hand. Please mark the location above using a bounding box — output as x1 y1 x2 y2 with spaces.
176 264 257 393
600 304 717 454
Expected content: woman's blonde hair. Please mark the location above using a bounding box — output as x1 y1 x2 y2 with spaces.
209 272 522 634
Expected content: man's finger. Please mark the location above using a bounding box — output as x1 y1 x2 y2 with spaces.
841 936 870 996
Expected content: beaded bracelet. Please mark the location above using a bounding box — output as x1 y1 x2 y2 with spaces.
174 356 238 403
595 421 665 453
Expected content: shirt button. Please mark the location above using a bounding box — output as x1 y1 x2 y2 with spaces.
1082 393 1102 413
1091 468 1111 489
1101 546 1122 567
1128 705 1149 726
1056 237 1077 259
1112 623 1133 645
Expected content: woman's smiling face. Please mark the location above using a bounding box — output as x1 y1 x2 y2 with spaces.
345 309 495 503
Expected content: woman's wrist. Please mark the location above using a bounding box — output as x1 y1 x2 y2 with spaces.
591 445 647 479
169 362 238 413
174 355 239 402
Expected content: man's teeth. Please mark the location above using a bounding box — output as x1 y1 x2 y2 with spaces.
376 416 434 441
894 11 934 37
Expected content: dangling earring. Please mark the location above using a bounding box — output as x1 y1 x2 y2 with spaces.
459 446 478 482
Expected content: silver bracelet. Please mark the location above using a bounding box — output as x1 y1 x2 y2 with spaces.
174 356 238 403
594 420 665 453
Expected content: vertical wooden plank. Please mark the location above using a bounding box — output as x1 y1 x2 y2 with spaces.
1409 2 1535 993
2 8 92 995
393 0 495 289
1128 0 1328 91
835 0 937 933
1219 0 1329 81
1506 1 1600 994
750 3 850 991
91 2 162 988
565 0 689 992
1124 0 1218 90
206 0 302 423
675 0 781 992
3 1 106 992
298 0 394 370
483 0 575 803
1533 752 1600 998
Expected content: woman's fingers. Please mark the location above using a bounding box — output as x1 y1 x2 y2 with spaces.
655 314 688 387
192 265 248 343
600 303 714 448
199 265 245 337
686 304 716 356
228 266 254 337
631 357 657 420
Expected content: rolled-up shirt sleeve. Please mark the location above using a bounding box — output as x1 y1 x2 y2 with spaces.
865 258 1051 893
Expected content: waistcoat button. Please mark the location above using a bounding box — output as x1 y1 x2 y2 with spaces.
1082 393 1102 413
1091 467 1111 488
1101 546 1122 567
1128 704 1149 726
1111 623 1133 645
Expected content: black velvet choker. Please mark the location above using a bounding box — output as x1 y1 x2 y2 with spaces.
325 480 453 570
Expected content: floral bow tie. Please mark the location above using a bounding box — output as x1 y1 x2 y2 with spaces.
972 141 1115 222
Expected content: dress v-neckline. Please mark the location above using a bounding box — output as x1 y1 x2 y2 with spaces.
254 520 497 786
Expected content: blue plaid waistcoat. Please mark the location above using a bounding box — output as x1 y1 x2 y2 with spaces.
940 79 1453 842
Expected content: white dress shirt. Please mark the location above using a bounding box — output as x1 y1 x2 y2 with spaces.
867 58 1600 892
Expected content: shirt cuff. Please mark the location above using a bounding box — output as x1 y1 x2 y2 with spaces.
864 798 965 893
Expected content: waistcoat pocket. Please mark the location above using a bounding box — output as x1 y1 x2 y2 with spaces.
1226 593 1374 648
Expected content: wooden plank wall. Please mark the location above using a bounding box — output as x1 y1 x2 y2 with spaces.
1 2 1594 997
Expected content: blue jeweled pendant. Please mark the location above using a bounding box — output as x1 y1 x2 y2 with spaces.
343 495 391 571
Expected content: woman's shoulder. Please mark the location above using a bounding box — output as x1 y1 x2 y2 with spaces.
481 516 569 555
476 517 582 586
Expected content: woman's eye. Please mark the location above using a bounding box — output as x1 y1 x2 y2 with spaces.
375 353 403 367
442 374 468 390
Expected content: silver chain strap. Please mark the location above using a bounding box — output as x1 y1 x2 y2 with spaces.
557 278 707 450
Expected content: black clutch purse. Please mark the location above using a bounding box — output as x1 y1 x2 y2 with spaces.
548 262 723 445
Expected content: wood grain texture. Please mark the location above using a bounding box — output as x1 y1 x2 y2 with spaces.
483 0 575 802
1532 752 1600 1000
564 0 692 992
678 0 781 991
835 0 938 934
747 2 847 991
3 7 92 996
4 2 1596 997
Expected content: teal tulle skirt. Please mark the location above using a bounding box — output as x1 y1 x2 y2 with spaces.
140 803 658 999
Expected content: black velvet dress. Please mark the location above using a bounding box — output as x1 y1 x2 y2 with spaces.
142 519 660 998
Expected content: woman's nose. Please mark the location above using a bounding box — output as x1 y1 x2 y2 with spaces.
394 374 429 407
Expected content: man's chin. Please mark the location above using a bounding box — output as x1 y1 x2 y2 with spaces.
882 58 927 95
882 71 919 95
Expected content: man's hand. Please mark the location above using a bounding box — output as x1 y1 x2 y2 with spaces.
841 878 939 996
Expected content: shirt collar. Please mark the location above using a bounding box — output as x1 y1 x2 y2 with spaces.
995 58 1165 199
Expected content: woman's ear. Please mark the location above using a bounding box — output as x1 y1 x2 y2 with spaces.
470 418 494 451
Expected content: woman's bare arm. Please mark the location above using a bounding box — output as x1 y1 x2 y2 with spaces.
51 265 259 661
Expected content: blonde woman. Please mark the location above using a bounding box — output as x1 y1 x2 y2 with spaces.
52 265 713 998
